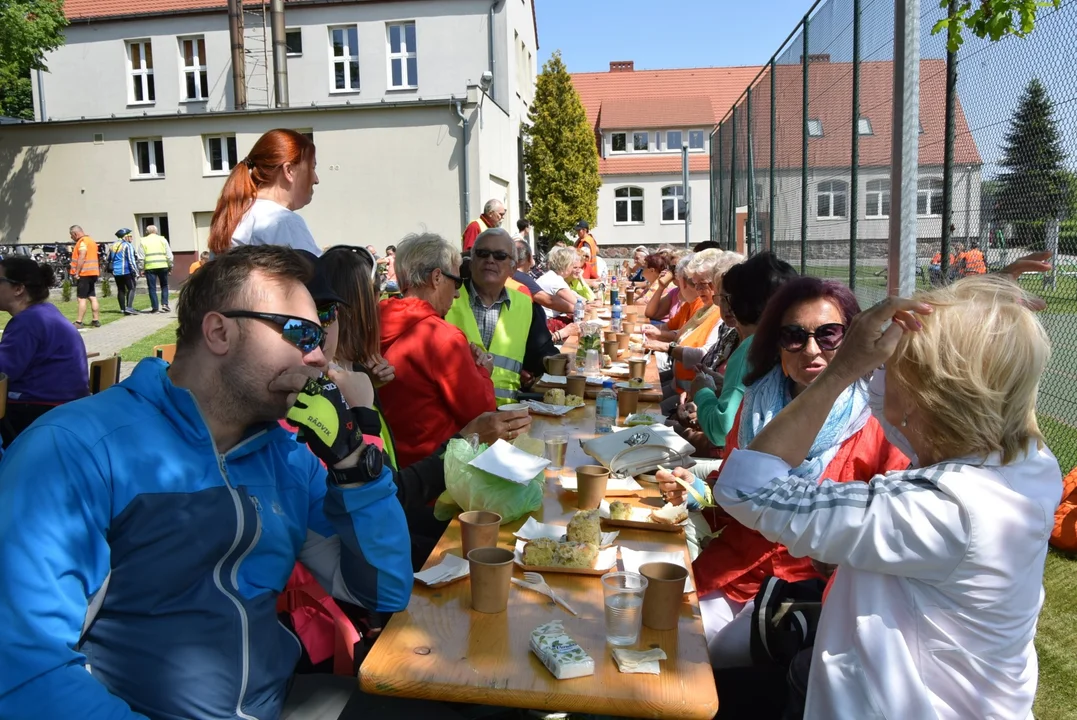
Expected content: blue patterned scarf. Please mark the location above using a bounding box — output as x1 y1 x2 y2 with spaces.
738 366 871 482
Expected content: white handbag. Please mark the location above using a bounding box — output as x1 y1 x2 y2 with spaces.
581 424 696 478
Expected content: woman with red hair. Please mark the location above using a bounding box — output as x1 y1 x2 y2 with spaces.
208 128 321 256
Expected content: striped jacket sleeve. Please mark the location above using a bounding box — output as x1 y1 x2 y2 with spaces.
714 449 969 582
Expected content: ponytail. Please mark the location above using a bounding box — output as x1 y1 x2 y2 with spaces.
207 128 316 255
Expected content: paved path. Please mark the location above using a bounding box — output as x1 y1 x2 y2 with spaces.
79 310 177 381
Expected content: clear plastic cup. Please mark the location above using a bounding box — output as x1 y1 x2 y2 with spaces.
601 571 648 646
544 430 568 471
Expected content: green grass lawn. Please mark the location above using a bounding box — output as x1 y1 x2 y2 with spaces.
118 322 178 364
0 289 176 333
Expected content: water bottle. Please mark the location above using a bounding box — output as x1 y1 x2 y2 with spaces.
574 297 585 324
595 380 617 434
611 297 623 333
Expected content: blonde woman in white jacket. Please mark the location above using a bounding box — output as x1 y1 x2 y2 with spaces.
700 273 1060 719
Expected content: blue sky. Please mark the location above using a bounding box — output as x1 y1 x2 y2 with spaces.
535 0 817 72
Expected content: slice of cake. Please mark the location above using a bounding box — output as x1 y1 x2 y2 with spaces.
566 509 601 545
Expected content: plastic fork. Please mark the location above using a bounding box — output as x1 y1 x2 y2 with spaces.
515 572 578 615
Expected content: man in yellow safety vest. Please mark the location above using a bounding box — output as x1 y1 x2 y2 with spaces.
445 228 562 405
138 225 174 313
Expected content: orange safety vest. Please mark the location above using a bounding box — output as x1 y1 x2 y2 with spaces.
70 237 100 277
505 277 531 298
673 305 724 383
576 234 598 277
931 252 955 266
960 249 986 275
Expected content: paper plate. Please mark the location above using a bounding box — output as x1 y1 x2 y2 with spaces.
615 381 653 391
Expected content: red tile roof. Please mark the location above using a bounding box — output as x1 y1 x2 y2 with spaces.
65 0 233 20
599 154 711 176
599 96 715 130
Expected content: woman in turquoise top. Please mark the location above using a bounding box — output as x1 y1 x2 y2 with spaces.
690 252 798 467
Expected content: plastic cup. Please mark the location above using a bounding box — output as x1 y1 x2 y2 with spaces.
584 349 602 374
565 375 587 398
459 510 501 559
628 357 647 378
575 465 610 510
601 571 648 645
467 547 515 613
544 355 568 376
544 430 568 471
639 562 688 630
626 289 636 305
617 387 640 418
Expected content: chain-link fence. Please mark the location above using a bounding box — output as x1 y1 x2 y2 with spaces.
709 0 1077 470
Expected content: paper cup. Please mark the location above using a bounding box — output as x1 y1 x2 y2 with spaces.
617 387 640 418
628 357 647 378
624 308 639 322
622 322 637 335
467 547 515 613
575 465 610 509
603 339 619 358
565 375 587 398
544 355 568 376
459 510 501 559
616 333 630 352
639 562 688 630
604 331 618 343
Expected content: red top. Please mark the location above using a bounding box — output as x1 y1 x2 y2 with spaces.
692 406 909 603
462 219 487 252
377 296 496 469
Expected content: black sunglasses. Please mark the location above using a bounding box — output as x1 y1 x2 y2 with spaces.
440 269 464 290
317 303 338 328
778 323 846 353
322 244 377 279
221 310 326 353
473 248 511 262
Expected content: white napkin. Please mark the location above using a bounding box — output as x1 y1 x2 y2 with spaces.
540 373 567 385
414 553 469 586
469 439 550 486
585 376 605 385
523 400 575 417
620 547 695 593
611 647 667 675
513 538 619 571
560 474 642 495
513 516 619 547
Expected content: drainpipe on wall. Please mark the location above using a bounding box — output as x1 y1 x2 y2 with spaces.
487 1 499 103
35 68 47 121
454 100 471 231
228 0 247 110
269 0 289 107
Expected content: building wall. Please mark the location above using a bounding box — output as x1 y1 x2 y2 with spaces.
0 105 476 259
594 172 711 248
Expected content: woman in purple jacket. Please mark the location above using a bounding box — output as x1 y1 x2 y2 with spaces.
0 257 89 445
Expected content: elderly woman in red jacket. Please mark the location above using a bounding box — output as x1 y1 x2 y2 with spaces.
659 276 909 667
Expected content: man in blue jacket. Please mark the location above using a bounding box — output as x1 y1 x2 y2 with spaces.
0 246 414 719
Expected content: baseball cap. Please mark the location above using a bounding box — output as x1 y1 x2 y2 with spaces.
295 250 348 307
574 220 590 231
115 228 132 238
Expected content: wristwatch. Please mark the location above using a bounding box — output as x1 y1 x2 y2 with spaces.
328 443 384 487
668 341 679 353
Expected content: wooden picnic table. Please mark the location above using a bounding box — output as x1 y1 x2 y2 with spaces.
359 353 718 719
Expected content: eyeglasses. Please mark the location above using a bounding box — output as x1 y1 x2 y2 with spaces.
221 310 326 353
317 303 338 328
472 248 512 262
440 269 464 290
778 323 846 353
0 277 19 286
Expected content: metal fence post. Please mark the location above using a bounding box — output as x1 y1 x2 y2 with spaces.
849 0 861 290
730 106 738 251
770 59 777 252
747 86 755 255
888 0 921 297
709 130 716 242
717 125 724 247
801 15 810 274
941 0 958 280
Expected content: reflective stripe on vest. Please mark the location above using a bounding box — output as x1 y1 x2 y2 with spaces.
673 305 724 383
142 235 170 270
376 406 398 470
444 284 531 406
462 217 489 247
71 238 99 277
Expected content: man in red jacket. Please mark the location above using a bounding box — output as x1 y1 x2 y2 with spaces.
462 199 506 252
378 233 498 469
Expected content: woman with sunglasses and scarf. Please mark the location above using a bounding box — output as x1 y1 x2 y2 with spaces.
663 276 908 668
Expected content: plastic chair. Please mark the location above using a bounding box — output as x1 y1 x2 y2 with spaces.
89 356 121 394
154 344 176 363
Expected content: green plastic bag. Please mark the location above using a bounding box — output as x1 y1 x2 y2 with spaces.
433 438 546 523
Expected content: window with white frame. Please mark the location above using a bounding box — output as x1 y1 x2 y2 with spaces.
614 187 644 224
689 130 705 150
816 179 847 219
329 25 360 92
387 22 417 89
205 134 238 174
917 178 944 216
665 130 683 150
136 214 170 240
807 119 823 137
661 185 686 223
633 132 649 151
286 29 303 56
180 36 209 101
865 179 890 217
611 133 627 152
858 117 873 135
127 40 155 104
132 138 165 178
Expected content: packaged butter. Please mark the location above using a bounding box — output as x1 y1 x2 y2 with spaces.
529 620 595 680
